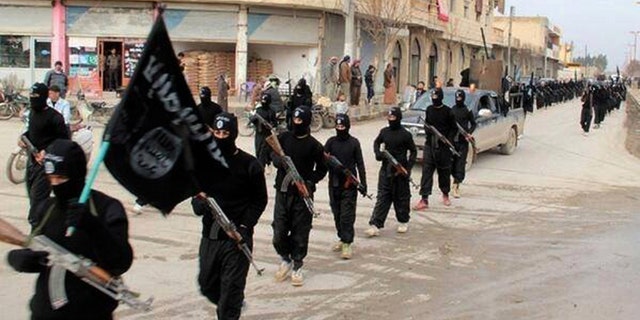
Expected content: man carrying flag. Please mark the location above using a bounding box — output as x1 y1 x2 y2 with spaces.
191 113 267 319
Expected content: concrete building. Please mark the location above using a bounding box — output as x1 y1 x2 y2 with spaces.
493 16 562 79
0 0 506 101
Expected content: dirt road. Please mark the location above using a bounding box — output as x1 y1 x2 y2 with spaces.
1 98 639 319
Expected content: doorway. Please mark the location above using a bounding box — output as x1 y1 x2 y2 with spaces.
100 41 123 91
428 43 438 88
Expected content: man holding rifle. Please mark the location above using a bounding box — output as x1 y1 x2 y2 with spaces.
414 87 459 210
366 107 417 237
190 113 268 319
324 114 367 259
21 82 70 227
270 106 327 286
7 139 134 319
450 89 477 198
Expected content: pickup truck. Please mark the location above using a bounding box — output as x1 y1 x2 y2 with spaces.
401 87 525 168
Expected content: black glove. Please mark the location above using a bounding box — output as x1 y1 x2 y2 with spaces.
66 201 92 231
191 197 210 217
7 249 49 273
374 151 383 161
360 183 368 195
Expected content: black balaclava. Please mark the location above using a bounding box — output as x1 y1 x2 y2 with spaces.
335 113 351 141
200 86 212 104
44 139 87 204
212 112 238 157
292 106 312 137
431 88 444 107
455 89 466 107
30 82 49 112
260 93 271 108
388 107 402 130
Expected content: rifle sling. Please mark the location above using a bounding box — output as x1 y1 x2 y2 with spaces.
29 195 98 242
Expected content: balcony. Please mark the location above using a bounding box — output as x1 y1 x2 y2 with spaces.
409 0 446 31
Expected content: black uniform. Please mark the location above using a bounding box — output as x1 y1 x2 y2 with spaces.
272 106 327 271
8 139 133 320
325 114 366 245
580 89 593 133
288 79 312 131
191 113 267 320
24 83 70 227
451 90 476 184
369 108 417 228
419 88 458 200
251 94 276 167
196 86 223 127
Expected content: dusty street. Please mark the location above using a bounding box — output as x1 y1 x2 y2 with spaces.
1 98 639 319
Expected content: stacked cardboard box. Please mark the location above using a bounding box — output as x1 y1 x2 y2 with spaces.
247 59 274 84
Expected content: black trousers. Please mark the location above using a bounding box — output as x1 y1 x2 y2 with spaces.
366 84 374 102
272 191 313 270
369 169 411 228
594 104 606 124
26 159 50 227
254 132 271 167
198 238 250 320
580 107 592 133
451 141 469 184
419 145 453 198
329 187 357 244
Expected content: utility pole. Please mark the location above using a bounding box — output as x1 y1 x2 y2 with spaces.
507 6 514 77
631 31 640 61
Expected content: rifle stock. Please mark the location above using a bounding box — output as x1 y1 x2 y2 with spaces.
381 150 419 189
199 194 265 276
455 122 478 155
0 217 152 311
264 134 316 216
324 152 372 199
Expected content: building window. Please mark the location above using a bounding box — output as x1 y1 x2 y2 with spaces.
34 40 51 69
464 4 469 18
0 35 30 68
450 0 456 14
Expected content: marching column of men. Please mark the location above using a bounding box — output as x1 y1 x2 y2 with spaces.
10 74 627 319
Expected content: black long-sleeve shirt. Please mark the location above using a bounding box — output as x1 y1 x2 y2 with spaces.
29 191 133 319
373 126 417 177
451 103 477 142
324 135 366 189
24 107 69 151
273 131 327 193
197 149 268 238
424 104 458 148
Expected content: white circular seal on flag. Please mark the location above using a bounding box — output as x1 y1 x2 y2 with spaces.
130 127 183 179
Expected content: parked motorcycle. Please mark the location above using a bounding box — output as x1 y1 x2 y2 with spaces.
0 91 29 120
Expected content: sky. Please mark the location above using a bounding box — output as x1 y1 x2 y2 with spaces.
502 0 638 71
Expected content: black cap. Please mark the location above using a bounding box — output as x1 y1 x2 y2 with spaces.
213 112 238 141
30 82 49 110
388 107 402 121
293 106 312 127
260 93 271 106
335 113 351 129
200 86 211 98
431 88 444 100
44 139 87 181
455 89 465 101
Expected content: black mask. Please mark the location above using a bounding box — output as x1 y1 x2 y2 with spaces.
293 106 312 137
213 112 238 157
336 129 350 140
30 82 49 112
431 88 444 106
388 107 402 130
52 179 84 204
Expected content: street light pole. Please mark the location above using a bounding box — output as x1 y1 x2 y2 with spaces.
507 6 514 77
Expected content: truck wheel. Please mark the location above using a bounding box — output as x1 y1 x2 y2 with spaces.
499 127 518 155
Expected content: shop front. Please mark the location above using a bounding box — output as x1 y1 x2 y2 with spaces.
0 2 52 89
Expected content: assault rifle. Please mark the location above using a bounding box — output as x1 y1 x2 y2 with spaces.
252 112 275 134
21 135 39 156
381 150 419 189
197 194 265 276
324 152 372 199
0 217 152 311
419 116 462 157
264 134 316 217
455 122 478 155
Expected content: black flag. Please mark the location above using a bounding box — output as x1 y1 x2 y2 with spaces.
104 15 229 214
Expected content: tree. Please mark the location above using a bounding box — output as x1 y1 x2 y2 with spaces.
574 54 608 73
624 60 640 78
356 0 412 84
